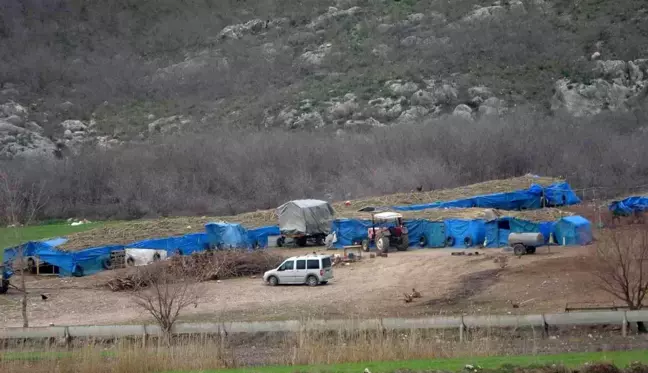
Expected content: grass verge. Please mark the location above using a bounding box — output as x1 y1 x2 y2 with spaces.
0 222 108 249
199 350 648 373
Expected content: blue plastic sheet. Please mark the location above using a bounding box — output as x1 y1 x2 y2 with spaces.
247 225 281 248
330 219 372 249
553 216 593 246
205 222 250 249
444 219 486 248
129 233 210 255
393 182 580 212
609 196 648 216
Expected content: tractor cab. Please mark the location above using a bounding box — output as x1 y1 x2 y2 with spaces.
358 207 409 253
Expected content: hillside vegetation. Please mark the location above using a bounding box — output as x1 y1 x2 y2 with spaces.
0 0 648 223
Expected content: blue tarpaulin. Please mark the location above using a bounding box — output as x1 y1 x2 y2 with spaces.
609 196 648 216
129 233 210 255
330 219 372 249
444 219 486 248
248 225 281 248
393 182 580 212
205 222 250 249
554 216 593 246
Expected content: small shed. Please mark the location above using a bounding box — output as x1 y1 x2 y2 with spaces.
553 216 593 246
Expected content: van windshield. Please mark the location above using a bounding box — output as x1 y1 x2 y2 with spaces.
322 257 331 268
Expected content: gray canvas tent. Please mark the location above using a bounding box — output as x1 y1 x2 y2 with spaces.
276 199 335 235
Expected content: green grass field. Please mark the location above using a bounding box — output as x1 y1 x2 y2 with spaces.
187 350 648 373
0 222 106 249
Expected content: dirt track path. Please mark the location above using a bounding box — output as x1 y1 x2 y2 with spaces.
0 247 607 327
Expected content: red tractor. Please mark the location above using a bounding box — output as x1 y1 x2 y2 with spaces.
359 209 409 252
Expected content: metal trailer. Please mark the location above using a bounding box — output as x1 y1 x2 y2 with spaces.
507 232 544 256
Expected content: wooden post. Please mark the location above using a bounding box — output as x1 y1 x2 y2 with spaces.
459 316 465 342
622 312 628 337
36 257 40 276
142 325 148 348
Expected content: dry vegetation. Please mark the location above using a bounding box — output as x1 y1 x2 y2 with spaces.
105 251 284 291
1 329 648 373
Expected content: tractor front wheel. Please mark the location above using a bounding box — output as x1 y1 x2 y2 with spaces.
376 236 389 253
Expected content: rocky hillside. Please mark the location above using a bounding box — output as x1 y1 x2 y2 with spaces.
1 0 648 159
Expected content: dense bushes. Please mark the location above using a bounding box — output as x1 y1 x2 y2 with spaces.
1 108 647 223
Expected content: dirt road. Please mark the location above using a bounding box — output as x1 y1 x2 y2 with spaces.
0 246 610 327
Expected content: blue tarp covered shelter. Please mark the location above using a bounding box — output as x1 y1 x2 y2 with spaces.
485 218 555 247
609 196 648 216
129 233 209 255
553 216 593 246
68 245 125 277
248 225 281 248
205 222 250 249
444 219 486 248
330 219 372 249
413 221 446 248
393 182 580 212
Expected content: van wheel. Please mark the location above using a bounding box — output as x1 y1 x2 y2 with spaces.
306 276 318 287
268 276 279 286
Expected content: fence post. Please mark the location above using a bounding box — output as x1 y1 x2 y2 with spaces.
142 325 148 348
622 312 628 337
459 315 465 342
64 326 72 350
541 313 548 337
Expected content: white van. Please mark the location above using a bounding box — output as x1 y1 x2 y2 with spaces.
263 254 333 286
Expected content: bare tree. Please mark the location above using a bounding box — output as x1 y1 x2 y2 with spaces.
0 171 49 328
131 261 205 343
593 228 648 332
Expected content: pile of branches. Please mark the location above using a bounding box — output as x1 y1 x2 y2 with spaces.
105 250 284 292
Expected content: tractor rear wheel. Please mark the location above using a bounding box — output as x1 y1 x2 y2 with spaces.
396 235 409 251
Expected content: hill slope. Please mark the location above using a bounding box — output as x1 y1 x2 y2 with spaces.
1 0 648 222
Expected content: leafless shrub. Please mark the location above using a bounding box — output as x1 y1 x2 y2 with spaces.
593 228 648 332
131 262 205 342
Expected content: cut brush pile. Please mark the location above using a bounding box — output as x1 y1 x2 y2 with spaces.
105 250 284 291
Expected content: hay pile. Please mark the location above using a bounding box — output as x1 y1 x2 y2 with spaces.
105 250 284 291
62 175 563 251
331 175 561 215
341 207 572 222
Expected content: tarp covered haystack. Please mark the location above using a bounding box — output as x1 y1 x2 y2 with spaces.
276 199 335 235
609 196 648 216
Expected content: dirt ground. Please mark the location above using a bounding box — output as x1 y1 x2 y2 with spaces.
0 245 614 328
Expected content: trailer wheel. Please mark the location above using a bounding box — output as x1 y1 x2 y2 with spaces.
513 244 526 256
101 257 114 270
296 236 308 247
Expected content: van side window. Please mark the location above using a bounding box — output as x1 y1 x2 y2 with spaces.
296 260 306 270
282 260 294 270
307 259 319 269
